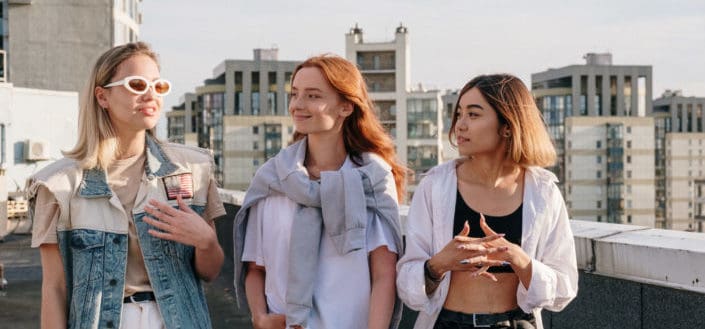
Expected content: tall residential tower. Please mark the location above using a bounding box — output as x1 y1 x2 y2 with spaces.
532 53 656 226
345 24 444 191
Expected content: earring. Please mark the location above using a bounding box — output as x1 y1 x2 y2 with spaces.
503 131 511 138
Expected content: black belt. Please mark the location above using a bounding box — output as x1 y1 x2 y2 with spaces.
437 307 534 328
123 291 156 303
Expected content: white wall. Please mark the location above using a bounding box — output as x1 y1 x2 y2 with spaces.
0 84 78 192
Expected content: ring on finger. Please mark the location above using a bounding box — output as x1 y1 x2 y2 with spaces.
459 259 470 265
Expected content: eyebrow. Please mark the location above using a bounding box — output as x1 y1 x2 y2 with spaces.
458 104 485 111
291 87 324 92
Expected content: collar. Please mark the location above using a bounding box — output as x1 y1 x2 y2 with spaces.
78 134 178 198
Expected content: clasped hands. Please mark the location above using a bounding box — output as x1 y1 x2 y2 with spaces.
427 214 530 282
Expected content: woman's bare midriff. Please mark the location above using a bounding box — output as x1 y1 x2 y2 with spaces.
443 271 520 313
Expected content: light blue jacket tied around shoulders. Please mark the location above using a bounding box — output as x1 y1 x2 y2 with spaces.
233 137 404 328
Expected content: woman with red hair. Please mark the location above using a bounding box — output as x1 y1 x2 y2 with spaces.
234 54 406 329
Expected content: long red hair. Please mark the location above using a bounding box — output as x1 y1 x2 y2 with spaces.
291 54 407 201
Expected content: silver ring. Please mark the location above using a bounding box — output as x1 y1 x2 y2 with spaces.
459 259 470 265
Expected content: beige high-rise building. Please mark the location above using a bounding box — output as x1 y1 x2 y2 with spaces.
222 115 293 191
564 117 655 226
167 49 299 188
653 91 705 231
345 24 444 192
532 53 655 226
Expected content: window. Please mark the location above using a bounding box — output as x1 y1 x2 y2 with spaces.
626 126 632 133
0 124 5 164
597 156 602 164
596 141 602 148
597 215 602 222
597 201 602 208
627 200 632 208
627 140 632 148
627 155 631 163
253 159 260 166
253 126 259 134
597 171 602 179
627 170 632 178
253 141 259 150
627 215 632 223
252 92 260 115
627 185 632 193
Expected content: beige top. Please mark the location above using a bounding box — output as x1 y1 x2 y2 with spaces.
31 153 226 296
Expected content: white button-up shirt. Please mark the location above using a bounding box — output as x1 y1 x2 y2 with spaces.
396 159 578 329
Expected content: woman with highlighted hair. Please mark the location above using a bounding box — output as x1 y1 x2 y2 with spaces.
234 54 406 329
29 42 225 329
397 74 578 329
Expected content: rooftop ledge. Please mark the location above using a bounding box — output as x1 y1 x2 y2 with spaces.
219 189 705 294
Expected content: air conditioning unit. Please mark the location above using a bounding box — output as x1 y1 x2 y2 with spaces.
24 140 50 161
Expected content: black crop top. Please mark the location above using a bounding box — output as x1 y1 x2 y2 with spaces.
453 190 522 273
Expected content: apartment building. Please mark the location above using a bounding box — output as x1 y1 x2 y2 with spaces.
167 48 298 188
532 53 655 226
653 91 705 231
345 24 444 190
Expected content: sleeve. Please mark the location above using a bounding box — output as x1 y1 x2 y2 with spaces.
366 213 398 254
30 185 60 248
203 176 227 222
241 200 264 266
516 184 579 313
395 177 443 313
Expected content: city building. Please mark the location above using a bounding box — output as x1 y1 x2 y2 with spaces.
653 91 705 231
167 48 298 188
564 116 655 227
345 24 444 189
222 115 294 191
532 53 655 226
0 0 141 91
441 91 459 162
0 83 78 237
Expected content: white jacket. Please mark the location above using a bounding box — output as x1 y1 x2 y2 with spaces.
396 159 578 329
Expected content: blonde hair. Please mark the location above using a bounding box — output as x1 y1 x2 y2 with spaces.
63 42 160 170
449 74 557 168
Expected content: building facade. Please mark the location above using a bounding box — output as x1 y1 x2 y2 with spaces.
0 83 78 237
0 0 140 92
532 53 655 226
653 91 705 231
167 49 298 188
222 115 294 191
564 116 655 227
345 24 444 190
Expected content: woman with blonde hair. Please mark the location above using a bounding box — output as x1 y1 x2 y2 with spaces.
397 74 578 329
234 54 406 329
29 42 225 329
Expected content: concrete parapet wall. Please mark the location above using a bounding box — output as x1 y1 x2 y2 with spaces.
219 189 705 328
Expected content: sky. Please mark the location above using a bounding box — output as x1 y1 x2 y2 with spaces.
141 0 705 131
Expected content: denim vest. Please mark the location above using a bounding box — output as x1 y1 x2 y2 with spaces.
28 136 216 329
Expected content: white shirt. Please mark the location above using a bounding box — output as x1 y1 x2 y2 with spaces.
242 157 398 329
396 159 578 329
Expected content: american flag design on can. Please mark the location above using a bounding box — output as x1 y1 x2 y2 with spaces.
163 173 194 200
